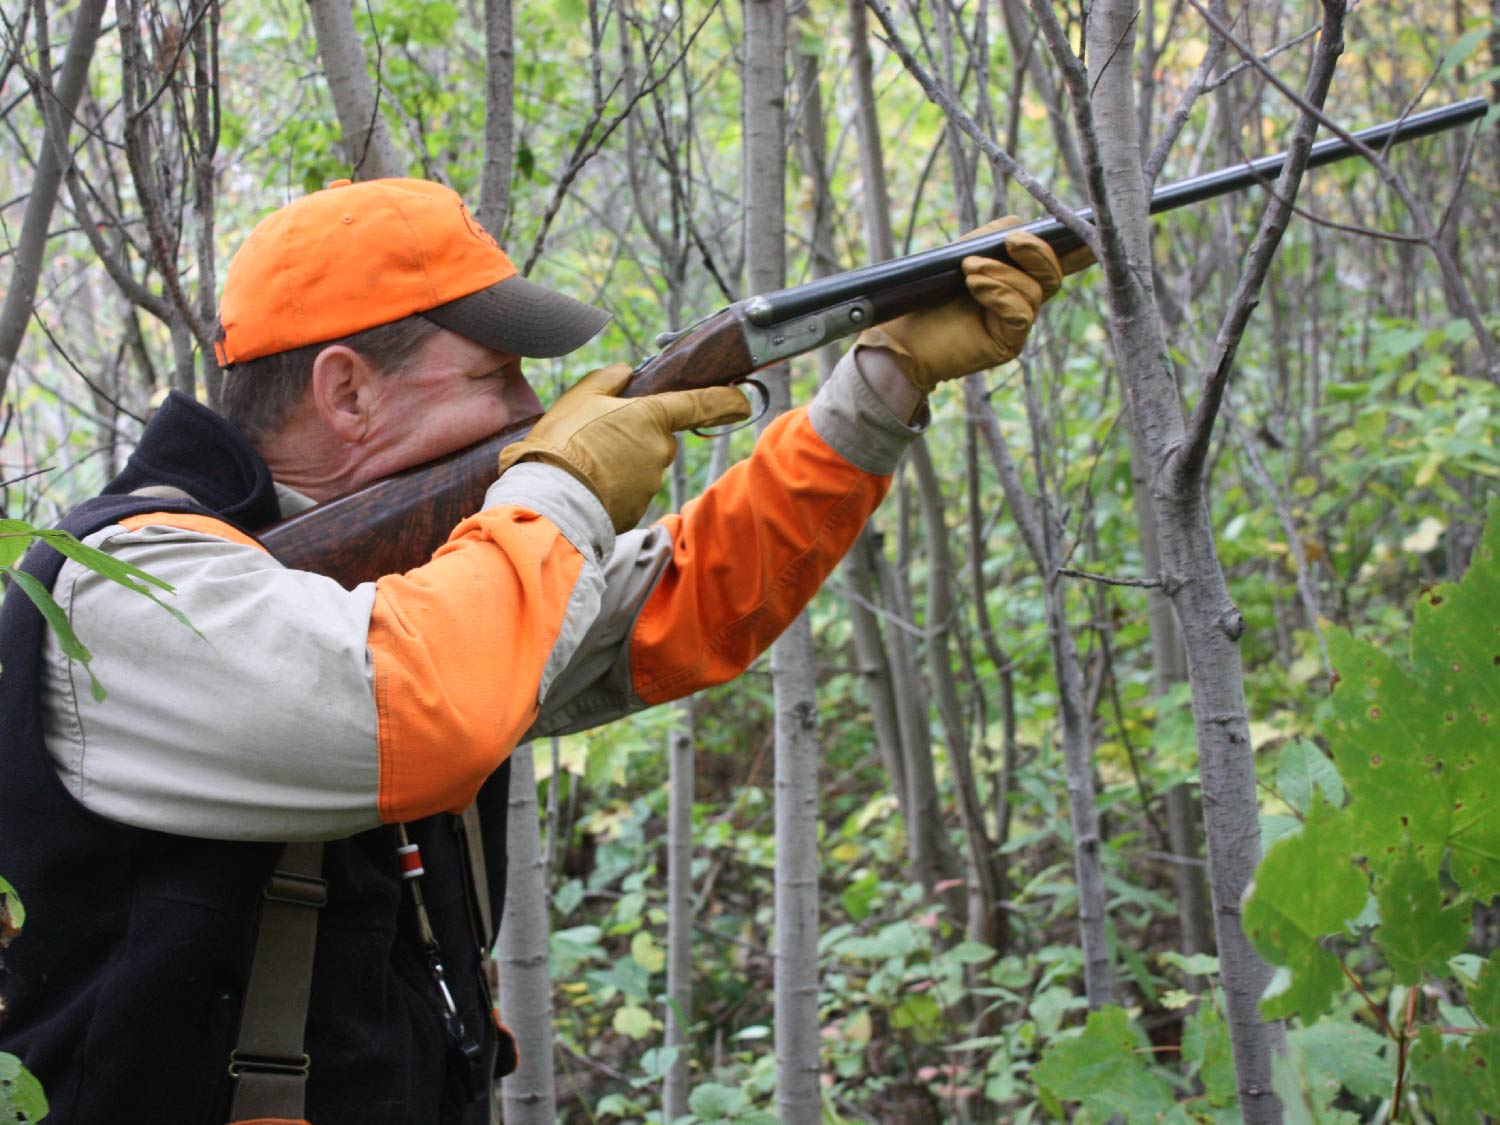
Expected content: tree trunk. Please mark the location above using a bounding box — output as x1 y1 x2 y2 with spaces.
306 0 405 180
1080 0 1303 1112
744 1 820 1118
968 382 1113 1007
663 456 695 1121
477 0 515 238
498 745 557 1125
845 0 963 900
1130 434 1214 974
910 442 990 935
0 0 107 406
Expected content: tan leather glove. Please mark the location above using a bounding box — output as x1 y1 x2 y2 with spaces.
855 218 1075 393
497 363 750 533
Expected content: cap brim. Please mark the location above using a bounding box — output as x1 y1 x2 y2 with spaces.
421 275 612 359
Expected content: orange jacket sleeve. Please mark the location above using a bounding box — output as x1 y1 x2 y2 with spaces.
369 466 613 822
630 404 891 706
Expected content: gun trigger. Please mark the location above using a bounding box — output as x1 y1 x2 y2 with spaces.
692 377 768 439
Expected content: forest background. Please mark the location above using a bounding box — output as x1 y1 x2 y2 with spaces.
0 0 1497 1122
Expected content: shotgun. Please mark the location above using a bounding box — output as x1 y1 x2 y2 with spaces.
261 97 1489 588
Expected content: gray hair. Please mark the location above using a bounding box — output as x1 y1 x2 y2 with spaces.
218 314 443 441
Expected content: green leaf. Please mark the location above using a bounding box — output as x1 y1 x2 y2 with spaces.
1159 951 1220 977
1242 794 1366 1021
1181 1002 1236 1106
2 566 104 702
943 940 998 966
1374 839 1470 985
889 991 941 1037
1326 499 1500 899
0 878 25 934
1287 1019 1394 1105
688 1082 749 1120
1469 951 1500 1026
1408 1026 1500 1120
0 1051 48 1123
29 528 173 595
1325 380 1370 402
1031 1006 1176 1123
0 519 35 569
1276 738 1345 815
1441 26 1491 75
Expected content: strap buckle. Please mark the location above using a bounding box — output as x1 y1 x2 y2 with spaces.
263 869 328 908
227 1050 311 1079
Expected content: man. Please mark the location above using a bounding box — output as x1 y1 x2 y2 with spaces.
0 177 1072 1123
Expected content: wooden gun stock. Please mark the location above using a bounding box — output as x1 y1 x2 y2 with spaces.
258 98 1488 588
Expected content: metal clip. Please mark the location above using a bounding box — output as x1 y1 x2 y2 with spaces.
228 1050 311 1079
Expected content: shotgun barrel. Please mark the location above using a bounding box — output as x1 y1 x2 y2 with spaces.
742 97 1491 328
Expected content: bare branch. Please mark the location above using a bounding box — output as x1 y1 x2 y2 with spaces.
864 0 1102 256
1182 0 1500 383
1057 566 1163 588
1172 0 1348 488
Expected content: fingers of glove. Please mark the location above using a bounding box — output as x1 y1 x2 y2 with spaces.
646 385 752 433
963 258 1042 359
561 362 635 402
1000 230 1063 301
962 255 1047 321
958 214 1022 241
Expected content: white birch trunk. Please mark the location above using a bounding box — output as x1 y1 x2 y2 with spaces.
744 1 820 1119
497 745 557 1124
663 456 695 1121
1082 0 1287 1113
306 0 405 180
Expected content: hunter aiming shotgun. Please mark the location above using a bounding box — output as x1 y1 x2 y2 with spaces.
260 97 1489 587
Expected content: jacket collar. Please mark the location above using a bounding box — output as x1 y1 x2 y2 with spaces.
103 390 281 533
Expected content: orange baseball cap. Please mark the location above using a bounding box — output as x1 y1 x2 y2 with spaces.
215 178 610 366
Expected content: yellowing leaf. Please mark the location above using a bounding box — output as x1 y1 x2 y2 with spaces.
1414 453 1444 489
1402 516 1446 555
631 931 665 974
612 1004 656 1040
831 841 861 864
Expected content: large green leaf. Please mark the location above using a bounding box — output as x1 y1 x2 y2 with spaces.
1031 1005 1176 1123
1408 1026 1500 1122
1286 1019 1393 1106
1242 793 1367 1021
1374 839 1470 985
0 1051 48 1123
1328 496 1500 898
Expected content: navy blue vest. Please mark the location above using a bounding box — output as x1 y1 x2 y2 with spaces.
0 392 515 1124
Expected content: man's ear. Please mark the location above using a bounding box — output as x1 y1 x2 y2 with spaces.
309 345 378 444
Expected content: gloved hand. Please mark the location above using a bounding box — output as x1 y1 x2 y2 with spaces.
497 363 750 533
855 217 1082 393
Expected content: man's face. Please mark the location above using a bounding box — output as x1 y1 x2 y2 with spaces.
350 329 544 488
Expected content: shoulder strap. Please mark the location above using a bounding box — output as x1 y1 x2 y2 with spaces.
228 841 326 1121
459 803 494 941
